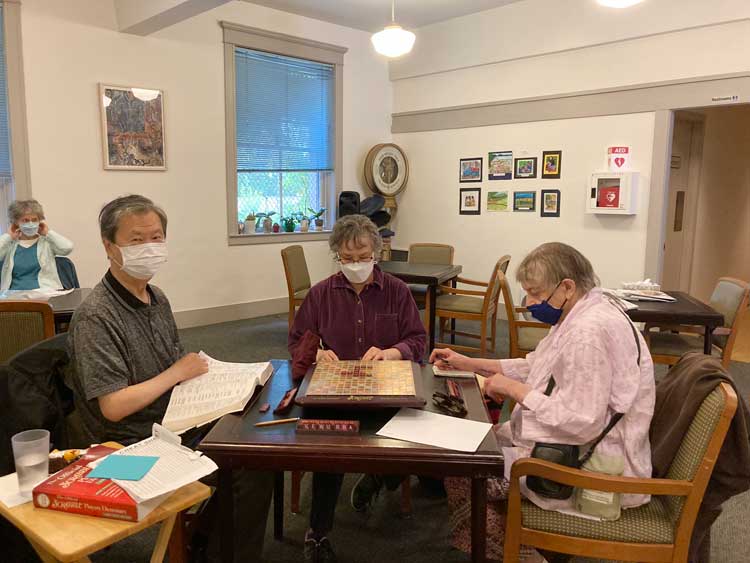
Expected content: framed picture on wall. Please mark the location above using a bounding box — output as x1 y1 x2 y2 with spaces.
514 157 537 179
542 150 562 179
459 187 481 215
99 83 166 170
488 151 513 180
513 190 536 212
487 190 509 212
541 189 561 217
459 157 483 182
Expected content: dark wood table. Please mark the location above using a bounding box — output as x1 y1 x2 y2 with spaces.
48 288 92 325
379 261 462 353
199 360 502 563
625 291 724 354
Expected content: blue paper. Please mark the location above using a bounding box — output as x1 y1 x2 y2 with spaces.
88 455 159 481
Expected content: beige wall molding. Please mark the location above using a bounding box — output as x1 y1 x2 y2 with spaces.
174 296 288 329
391 72 750 134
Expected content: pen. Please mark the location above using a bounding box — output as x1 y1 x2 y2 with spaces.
255 417 300 427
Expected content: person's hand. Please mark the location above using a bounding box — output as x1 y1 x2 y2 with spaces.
316 349 339 362
172 352 209 383
8 223 21 240
362 347 402 361
429 348 473 371
38 221 49 236
484 373 530 404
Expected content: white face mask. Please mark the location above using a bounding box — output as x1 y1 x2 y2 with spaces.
340 260 374 284
113 242 168 280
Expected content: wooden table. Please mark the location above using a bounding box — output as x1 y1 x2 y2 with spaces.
0 480 210 563
625 291 724 354
199 360 502 563
48 288 92 327
379 261 462 353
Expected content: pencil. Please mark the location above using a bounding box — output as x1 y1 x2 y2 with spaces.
255 417 300 427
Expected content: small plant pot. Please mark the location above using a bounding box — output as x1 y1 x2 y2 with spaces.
272 223 280 233
315 219 324 231
300 219 310 232
243 220 254 234
262 217 273 233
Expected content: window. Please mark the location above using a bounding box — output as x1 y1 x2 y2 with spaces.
0 4 14 233
222 22 346 244
235 48 333 230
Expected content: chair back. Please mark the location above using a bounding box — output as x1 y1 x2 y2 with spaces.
485 255 510 313
662 382 737 556
408 243 454 265
0 301 55 364
55 256 80 289
709 277 749 329
499 270 519 349
281 245 311 296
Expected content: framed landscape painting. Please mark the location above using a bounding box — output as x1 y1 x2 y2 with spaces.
487 190 509 212
99 84 166 170
513 190 536 212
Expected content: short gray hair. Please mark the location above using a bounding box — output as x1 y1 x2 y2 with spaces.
516 242 599 294
8 199 45 224
99 194 168 242
329 215 383 257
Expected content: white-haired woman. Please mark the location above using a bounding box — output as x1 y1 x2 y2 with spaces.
431 242 655 561
0 199 73 290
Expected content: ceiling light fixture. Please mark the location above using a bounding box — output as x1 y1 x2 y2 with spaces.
371 0 415 58
597 0 646 8
131 88 160 102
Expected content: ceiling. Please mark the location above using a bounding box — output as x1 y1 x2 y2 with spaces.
241 0 524 32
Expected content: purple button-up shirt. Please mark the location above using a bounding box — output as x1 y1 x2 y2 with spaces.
289 265 426 361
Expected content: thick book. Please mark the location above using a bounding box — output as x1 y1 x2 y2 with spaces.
161 352 273 434
31 445 168 522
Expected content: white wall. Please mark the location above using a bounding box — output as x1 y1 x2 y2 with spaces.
19 0 392 317
392 113 655 292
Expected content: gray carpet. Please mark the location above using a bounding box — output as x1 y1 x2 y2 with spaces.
92 314 750 562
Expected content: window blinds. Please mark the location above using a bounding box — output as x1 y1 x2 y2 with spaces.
0 5 12 177
235 47 334 172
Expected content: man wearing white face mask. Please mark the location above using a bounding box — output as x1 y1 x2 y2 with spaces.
0 199 74 290
289 214 426 562
67 195 274 562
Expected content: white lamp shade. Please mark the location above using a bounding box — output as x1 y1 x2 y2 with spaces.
371 24 415 58
597 0 645 7
130 88 160 102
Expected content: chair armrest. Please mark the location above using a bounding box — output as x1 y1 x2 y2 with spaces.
510 458 693 496
515 320 551 329
713 327 731 336
438 285 486 297
455 276 489 287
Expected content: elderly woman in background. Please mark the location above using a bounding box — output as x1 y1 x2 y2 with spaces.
0 199 73 290
431 242 655 561
289 214 426 562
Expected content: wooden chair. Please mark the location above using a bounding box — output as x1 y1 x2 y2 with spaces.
0 300 55 363
498 271 550 359
434 256 510 357
280 245 312 330
407 243 455 309
504 381 737 563
645 277 750 368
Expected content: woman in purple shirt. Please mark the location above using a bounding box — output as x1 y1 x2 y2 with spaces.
289 214 426 562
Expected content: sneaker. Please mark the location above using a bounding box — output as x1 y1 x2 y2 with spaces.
304 531 337 563
350 474 384 512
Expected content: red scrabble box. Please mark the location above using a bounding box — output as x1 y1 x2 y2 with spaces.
32 445 164 522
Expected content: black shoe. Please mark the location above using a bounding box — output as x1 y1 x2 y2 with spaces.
304 532 337 563
350 474 384 512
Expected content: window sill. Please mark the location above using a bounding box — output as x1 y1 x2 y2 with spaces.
228 230 332 246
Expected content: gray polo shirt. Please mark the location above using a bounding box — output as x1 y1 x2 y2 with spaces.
66 270 185 444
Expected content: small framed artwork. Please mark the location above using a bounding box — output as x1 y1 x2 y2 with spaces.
487 151 513 180
513 190 536 212
99 83 166 170
541 189 561 217
542 150 562 179
514 157 537 179
487 190 509 212
459 188 481 215
459 157 483 182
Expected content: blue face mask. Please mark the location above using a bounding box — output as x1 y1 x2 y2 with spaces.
19 222 40 237
527 281 568 325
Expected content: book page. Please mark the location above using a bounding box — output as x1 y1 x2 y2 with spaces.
162 353 272 432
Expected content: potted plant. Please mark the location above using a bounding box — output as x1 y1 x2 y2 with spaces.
243 212 256 235
297 212 310 232
272 222 280 233
308 207 326 231
281 215 297 233
256 211 276 233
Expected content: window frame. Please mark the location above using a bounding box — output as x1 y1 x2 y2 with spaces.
222 22 346 246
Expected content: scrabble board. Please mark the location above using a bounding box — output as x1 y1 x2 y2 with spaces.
295 360 426 409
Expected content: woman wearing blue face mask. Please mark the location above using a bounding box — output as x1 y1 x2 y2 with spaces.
0 199 74 290
431 242 655 561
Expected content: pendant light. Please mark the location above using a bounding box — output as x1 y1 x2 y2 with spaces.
597 0 645 8
371 0 415 58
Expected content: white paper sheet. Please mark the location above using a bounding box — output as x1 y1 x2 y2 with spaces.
0 288 75 301
376 408 492 453
0 473 31 508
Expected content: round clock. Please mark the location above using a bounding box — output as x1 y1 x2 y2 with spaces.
364 143 409 197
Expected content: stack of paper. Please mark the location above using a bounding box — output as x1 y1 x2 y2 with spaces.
376 408 492 452
162 352 273 434
613 289 676 302
0 288 75 301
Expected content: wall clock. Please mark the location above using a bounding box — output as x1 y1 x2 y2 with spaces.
364 143 409 198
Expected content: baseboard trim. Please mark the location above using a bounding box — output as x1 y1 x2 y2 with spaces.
174 297 288 329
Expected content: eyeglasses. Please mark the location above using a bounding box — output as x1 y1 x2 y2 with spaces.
432 392 467 418
335 253 376 265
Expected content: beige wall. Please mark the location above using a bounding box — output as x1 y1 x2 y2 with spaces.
689 105 750 301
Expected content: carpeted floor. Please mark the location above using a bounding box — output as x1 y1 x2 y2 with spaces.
91 313 750 562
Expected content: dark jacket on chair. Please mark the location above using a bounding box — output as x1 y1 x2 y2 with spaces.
650 352 750 562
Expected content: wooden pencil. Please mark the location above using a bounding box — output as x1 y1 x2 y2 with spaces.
255 417 300 427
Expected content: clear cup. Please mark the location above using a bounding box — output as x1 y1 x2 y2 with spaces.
11 429 50 496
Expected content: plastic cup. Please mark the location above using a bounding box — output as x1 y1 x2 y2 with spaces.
11 429 50 496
